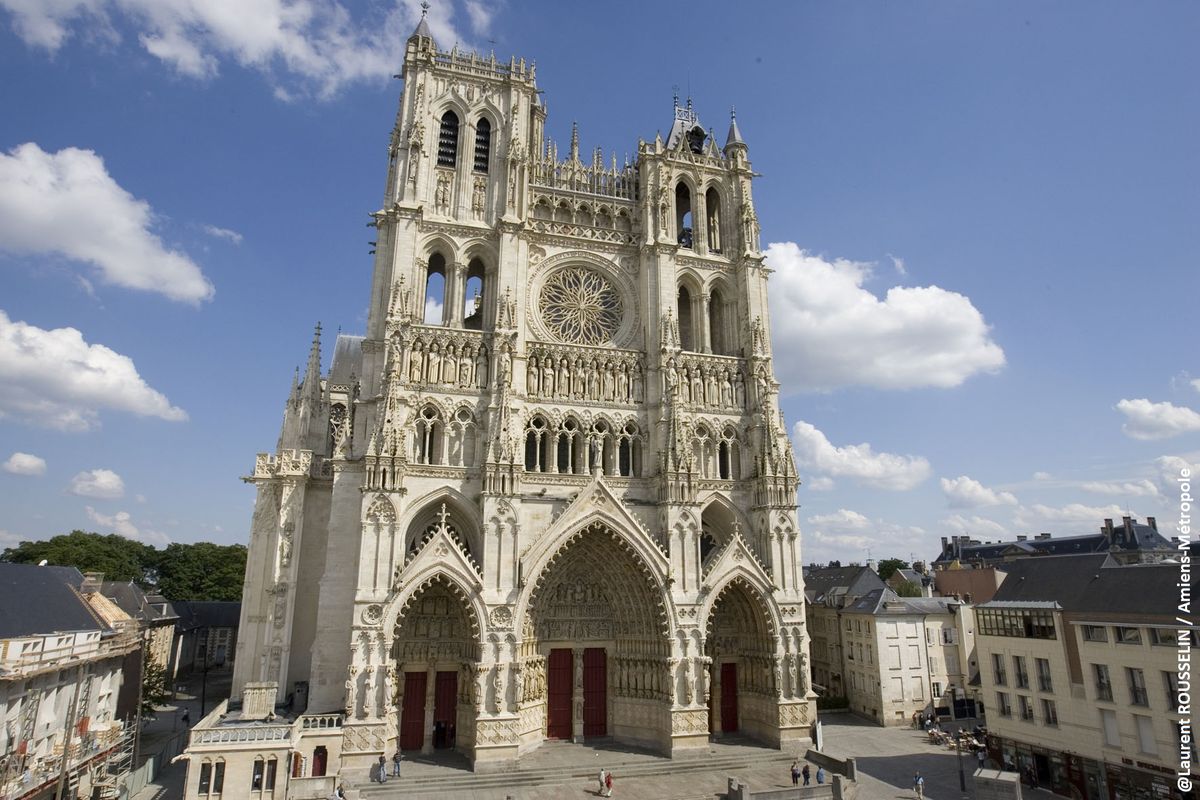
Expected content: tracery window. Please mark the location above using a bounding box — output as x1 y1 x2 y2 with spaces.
524 416 550 472
539 267 623 346
693 424 715 478
705 186 723 253
414 406 443 465
718 426 740 479
437 111 459 167
448 407 476 467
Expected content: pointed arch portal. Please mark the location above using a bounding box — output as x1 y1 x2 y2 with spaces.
519 522 672 752
704 578 777 743
391 575 482 755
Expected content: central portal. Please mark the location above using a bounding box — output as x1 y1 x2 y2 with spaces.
521 522 672 754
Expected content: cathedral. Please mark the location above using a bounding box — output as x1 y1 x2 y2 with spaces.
187 12 813 790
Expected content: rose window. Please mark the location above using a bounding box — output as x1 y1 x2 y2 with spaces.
539 267 623 345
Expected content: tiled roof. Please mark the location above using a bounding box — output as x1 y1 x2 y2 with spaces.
0 563 109 638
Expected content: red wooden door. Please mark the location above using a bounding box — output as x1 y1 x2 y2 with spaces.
547 649 573 739
583 648 607 737
400 671 427 750
720 662 739 733
434 671 458 749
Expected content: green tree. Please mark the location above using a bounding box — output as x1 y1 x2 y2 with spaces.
140 654 170 715
0 531 153 583
155 542 248 602
876 558 910 581
895 579 924 597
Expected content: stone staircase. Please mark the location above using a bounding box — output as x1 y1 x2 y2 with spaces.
357 742 794 797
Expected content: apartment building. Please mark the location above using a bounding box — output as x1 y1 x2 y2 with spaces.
803 565 887 700
975 553 1192 800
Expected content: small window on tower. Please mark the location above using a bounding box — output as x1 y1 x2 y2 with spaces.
474 118 491 173
438 111 459 167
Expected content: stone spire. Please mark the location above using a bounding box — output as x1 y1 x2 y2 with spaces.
725 106 746 150
303 322 323 401
409 1 436 48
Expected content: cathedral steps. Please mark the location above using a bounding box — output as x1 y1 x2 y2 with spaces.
357 743 795 797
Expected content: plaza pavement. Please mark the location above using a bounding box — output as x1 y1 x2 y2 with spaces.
135 709 1067 800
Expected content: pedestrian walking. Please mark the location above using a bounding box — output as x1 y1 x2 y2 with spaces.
392 750 402 777
376 755 388 783
802 764 811 786
597 768 607 795
181 708 190 726
977 748 986 768
816 766 826 785
914 771 925 800
604 770 614 797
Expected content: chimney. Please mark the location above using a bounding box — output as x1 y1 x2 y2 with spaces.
964 592 973 604
1036 533 1051 541
242 682 278 720
913 560 926 575
1147 516 1157 531
1016 535 1027 542
1122 516 1134 541
1101 518 1115 544
941 536 949 556
80 572 104 594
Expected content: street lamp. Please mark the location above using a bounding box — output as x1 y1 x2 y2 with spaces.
956 735 968 795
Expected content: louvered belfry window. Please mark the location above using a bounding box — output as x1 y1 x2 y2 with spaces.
437 111 459 167
474 118 491 173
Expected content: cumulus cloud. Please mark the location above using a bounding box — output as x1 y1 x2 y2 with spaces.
1193 379 1200 394
70 468 125 498
1079 479 1160 497
1116 398 1200 440
0 0 494 99
764 243 1005 392
3 451 46 475
0 143 214 303
1032 471 1052 481
807 509 871 531
942 514 1008 538
85 506 168 545
0 310 187 430
792 420 931 491
424 296 443 324
940 475 1018 508
806 476 835 492
1013 503 1128 532
1154 455 1198 496
805 514 927 564
202 224 242 244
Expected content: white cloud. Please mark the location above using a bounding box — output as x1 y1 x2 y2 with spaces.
0 0 494 99
85 506 169 545
424 296 443 324
942 514 1008 538
887 253 907 276
791 420 931 491
1032 471 1052 481
806 476 835 492
1116 398 1200 440
1013 503 1128 532
1154 455 1199 496
0 143 214 303
0 528 21 548
940 475 1018 508
70 468 125 498
764 243 1005 392
807 509 871 531
0 310 188 430
135 493 147 504
202 224 243 244
1079 479 1160 497
3 451 46 475
1193 379 1200 394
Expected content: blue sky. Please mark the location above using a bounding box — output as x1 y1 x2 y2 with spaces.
0 0 1196 564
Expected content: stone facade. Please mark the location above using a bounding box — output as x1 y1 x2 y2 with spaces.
194 15 813 789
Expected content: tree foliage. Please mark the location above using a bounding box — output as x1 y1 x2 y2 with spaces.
140 654 170 715
1 531 247 601
895 579 924 597
876 558 910 581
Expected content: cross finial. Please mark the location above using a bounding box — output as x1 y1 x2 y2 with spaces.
731 105 737 121
436 502 450 532
420 1 429 17
672 86 680 109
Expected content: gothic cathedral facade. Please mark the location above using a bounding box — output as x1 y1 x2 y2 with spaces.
224 18 812 777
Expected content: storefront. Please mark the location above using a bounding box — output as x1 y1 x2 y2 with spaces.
986 736 1189 800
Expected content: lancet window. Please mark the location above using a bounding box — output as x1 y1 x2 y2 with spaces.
709 286 731 356
677 284 695 351
523 415 642 477
705 186 723 253
473 117 491 173
675 182 693 248
718 425 741 480
437 111 459 167
424 253 448 324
